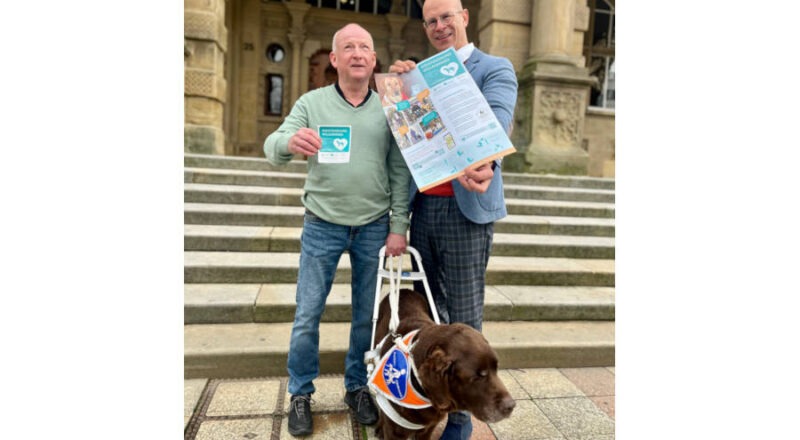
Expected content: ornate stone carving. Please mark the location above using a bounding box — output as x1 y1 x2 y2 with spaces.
536 89 583 146
288 31 306 48
185 69 216 97
185 10 218 41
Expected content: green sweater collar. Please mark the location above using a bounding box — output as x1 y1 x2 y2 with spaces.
334 82 373 107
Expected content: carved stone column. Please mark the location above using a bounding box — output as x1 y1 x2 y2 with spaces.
284 0 311 107
385 13 409 63
234 0 262 150
184 0 228 154
517 0 595 175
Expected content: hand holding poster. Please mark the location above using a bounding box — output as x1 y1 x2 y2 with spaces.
375 47 516 191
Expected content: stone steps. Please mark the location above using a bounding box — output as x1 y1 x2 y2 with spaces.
184 154 615 190
183 320 615 379
184 224 615 258
184 181 615 216
182 153 616 378
184 283 615 324
184 251 615 286
183 203 616 236
185 172 615 205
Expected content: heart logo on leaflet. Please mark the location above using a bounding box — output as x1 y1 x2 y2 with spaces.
440 62 459 77
333 138 348 150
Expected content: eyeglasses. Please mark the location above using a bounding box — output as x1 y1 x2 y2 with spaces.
422 10 463 29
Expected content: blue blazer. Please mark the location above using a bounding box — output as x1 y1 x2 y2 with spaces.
409 47 519 224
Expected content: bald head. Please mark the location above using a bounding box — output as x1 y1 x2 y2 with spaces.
332 23 374 54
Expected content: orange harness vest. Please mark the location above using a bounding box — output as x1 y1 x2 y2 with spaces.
367 330 431 409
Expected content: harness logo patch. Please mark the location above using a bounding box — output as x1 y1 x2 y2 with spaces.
368 330 431 409
383 349 409 399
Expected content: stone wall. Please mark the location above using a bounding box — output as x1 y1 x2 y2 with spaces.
584 107 615 178
185 0 228 154
184 0 616 176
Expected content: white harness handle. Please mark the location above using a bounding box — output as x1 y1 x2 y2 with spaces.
365 247 440 432
386 253 403 336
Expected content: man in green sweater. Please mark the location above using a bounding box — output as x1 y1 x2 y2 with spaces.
264 23 410 437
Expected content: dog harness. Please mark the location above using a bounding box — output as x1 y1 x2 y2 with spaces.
365 251 442 431
367 330 431 430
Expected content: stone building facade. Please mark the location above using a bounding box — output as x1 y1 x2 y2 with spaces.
184 0 615 177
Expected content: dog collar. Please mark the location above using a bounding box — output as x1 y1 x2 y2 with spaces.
367 330 431 410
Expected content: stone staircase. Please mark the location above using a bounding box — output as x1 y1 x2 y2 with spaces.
183 153 615 379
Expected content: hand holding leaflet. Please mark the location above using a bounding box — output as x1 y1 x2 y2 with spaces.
375 48 516 191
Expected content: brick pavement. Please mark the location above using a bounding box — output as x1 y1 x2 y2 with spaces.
184 366 614 439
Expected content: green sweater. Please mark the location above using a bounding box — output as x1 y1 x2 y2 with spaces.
264 85 411 235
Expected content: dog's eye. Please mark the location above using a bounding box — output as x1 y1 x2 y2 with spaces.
476 370 488 380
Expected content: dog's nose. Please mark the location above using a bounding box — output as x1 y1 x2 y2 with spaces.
500 396 516 416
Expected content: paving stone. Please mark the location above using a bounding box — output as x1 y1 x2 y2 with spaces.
534 397 615 440
499 370 529 400
469 416 496 440
283 376 349 414
488 399 564 439
508 368 585 399
195 418 273 440
278 412 352 439
206 379 282 416
559 367 615 397
589 395 615 419
185 378 208 428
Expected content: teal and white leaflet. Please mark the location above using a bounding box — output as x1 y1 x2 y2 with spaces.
375 47 515 191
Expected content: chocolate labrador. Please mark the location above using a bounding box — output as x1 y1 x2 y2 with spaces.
371 289 515 440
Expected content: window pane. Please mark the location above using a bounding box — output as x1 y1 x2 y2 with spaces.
358 0 374 13
589 56 615 108
407 0 421 19
265 74 283 115
266 44 285 63
339 0 355 11
597 0 613 12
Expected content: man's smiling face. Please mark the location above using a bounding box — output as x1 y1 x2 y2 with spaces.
422 0 469 52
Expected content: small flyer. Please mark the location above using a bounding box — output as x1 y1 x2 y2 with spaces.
317 125 352 164
375 47 516 191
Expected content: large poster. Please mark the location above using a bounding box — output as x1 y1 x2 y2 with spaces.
375 48 516 191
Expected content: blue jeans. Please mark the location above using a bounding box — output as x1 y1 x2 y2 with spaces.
287 210 389 396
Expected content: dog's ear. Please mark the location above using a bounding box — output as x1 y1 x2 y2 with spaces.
427 347 453 376
418 346 455 411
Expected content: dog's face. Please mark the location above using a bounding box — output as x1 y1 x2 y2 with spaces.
417 323 515 423
383 77 404 103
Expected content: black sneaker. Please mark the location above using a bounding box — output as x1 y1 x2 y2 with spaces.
344 387 379 426
288 394 313 437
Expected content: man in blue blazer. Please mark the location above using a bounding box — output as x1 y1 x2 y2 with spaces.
389 0 518 438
